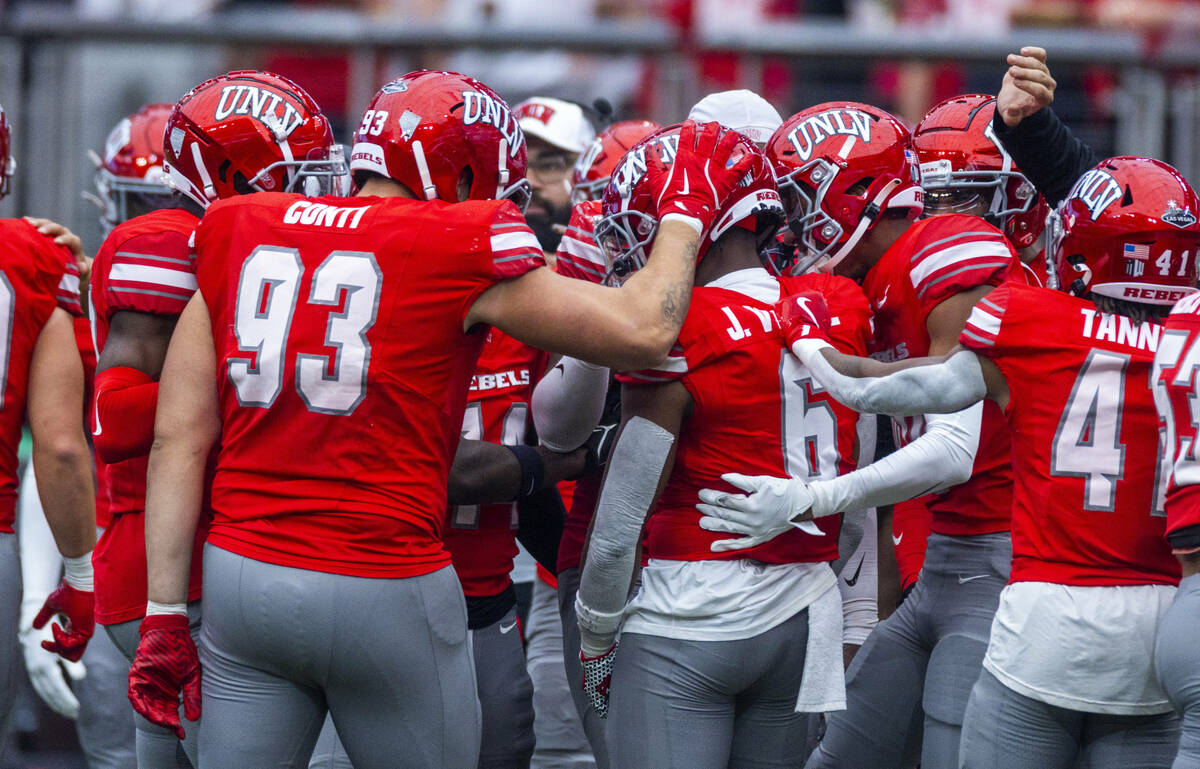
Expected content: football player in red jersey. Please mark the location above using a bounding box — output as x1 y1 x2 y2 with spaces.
1151 234 1200 768
727 155 1193 768
574 123 866 767
131 70 751 769
0 99 98 758
89 75 344 768
698 101 1021 769
914 94 1048 270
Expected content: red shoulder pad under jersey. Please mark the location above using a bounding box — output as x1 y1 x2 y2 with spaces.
961 281 1177 586
1157 292 1200 541
907 214 1016 314
778 273 871 357
556 200 606 284
91 209 200 321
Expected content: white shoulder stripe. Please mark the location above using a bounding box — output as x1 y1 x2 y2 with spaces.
110 263 198 291
966 306 1002 337
909 241 1012 288
58 274 80 294
491 231 542 254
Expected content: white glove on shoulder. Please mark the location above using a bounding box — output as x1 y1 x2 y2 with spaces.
696 473 828 552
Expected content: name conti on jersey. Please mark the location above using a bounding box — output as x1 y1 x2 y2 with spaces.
282 200 370 229
1079 307 1161 352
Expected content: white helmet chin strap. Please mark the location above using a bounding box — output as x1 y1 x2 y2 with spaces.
411 140 438 200
818 177 903 274
189 141 217 202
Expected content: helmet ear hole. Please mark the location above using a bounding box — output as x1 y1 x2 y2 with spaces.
456 166 474 202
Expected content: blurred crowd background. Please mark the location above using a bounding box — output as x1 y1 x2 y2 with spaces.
1 0 1199 765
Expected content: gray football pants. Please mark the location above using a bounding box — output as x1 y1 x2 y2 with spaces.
960 669 1180 769
199 544 479 769
557 566 611 769
1156 573 1200 769
608 607 811 769
107 600 204 769
527 577 596 769
805 532 1011 769
0 532 20 762
75 623 137 769
307 604 532 769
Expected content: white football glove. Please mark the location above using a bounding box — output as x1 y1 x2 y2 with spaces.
696 473 824 552
579 641 618 719
19 621 85 719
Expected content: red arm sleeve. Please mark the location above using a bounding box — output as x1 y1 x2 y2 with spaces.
93 366 159 464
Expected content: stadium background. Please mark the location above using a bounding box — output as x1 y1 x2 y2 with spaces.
1 0 1199 764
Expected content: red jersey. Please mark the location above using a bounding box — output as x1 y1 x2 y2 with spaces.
618 270 860 564
445 329 546 597
0 219 81 532
960 282 1178 586
1153 292 1200 545
194 193 544 578
555 200 606 284
88 208 204 624
861 214 1017 537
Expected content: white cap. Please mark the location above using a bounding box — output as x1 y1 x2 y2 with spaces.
514 97 596 155
688 90 783 145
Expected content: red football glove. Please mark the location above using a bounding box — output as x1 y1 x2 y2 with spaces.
776 291 833 347
656 120 756 237
128 614 201 740
32 581 94 662
580 641 618 719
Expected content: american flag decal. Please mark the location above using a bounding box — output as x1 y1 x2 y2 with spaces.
1124 243 1149 277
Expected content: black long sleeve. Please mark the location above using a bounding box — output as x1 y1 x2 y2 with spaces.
991 107 1102 207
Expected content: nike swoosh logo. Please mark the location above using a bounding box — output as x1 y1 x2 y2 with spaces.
499 622 518 634
958 574 989 584
892 533 903 546
843 557 865 587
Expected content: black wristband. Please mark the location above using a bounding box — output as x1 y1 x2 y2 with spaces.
506 444 545 498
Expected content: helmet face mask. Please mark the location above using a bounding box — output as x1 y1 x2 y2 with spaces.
773 157 847 274
595 208 658 286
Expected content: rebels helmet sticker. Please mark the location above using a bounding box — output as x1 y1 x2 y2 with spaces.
1069 168 1122 221
461 90 524 158
1162 200 1198 229
787 109 872 163
214 85 304 137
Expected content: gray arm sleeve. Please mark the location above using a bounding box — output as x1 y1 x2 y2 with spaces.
532 356 611 452
807 403 982 516
805 347 988 418
576 416 674 656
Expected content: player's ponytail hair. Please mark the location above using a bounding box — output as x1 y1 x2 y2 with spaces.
1090 293 1171 325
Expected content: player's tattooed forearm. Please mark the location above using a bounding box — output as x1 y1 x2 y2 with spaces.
660 240 697 324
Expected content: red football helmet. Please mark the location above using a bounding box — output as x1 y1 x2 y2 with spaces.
1048 156 1200 306
570 120 661 204
0 100 14 199
595 124 783 285
86 104 177 232
914 94 1048 250
349 70 530 208
163 70 345 208
766 102 923 275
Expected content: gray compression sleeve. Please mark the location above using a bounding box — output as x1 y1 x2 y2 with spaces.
532 356 611 452
798 341 988 418
806 403 982 516
576 417 674 656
